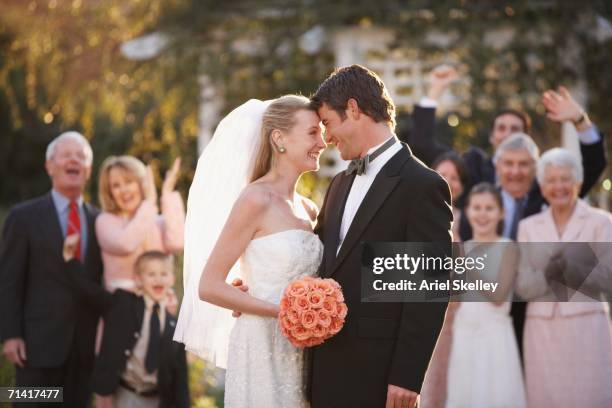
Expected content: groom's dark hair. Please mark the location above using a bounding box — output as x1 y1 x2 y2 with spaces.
310 64 396 130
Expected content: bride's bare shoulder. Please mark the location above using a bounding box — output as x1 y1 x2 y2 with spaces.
235 183 273 212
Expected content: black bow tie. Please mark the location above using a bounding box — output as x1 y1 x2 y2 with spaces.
345 137 397 176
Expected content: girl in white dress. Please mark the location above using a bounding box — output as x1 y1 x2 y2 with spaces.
446 182 527 408
173 96 326 408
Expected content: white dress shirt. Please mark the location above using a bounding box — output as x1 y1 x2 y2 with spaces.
337 137 402 254
501 189 526 238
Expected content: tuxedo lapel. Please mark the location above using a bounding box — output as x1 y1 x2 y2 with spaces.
38 193 64 259
323 173 355 276
328 146 410 277
135 295 145 331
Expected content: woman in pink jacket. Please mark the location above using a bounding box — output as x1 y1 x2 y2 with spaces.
517 148 612 408
96 155 185 294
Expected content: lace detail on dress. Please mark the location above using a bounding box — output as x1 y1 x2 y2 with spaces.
224 230 323 408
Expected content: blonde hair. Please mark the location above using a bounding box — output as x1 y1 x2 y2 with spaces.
98 155 146 213
134 250 173 276
249 95 314 182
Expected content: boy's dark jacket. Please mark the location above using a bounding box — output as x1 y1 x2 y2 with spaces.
66 260 189 407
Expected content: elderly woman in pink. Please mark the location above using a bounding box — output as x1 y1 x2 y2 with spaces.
516 147 612 408
96 155 184 294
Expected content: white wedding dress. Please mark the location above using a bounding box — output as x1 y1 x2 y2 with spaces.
224 229 323 408
446 239 526 408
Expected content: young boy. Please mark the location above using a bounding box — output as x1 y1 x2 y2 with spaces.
63 236 189 407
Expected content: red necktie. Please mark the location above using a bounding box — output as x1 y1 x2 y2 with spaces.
67 201 81 261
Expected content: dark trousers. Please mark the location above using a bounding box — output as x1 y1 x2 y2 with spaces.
511 301 527 359
16 338 92 407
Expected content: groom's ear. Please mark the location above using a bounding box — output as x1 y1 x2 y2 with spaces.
346 98 361 121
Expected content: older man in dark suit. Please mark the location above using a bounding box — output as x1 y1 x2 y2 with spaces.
0 131 104 406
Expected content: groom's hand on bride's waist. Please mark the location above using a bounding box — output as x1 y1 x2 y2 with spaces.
386 384 417 408
231 278 249 318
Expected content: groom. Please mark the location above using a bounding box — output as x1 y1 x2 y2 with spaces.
308 65 452 408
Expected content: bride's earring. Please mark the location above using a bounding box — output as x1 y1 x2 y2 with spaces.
271 131 286 153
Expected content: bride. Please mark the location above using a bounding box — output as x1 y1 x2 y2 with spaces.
174 95 326 407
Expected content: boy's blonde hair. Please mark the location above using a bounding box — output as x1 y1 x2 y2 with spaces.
134 251 173 275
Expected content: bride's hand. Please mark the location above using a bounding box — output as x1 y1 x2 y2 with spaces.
231 278 249 317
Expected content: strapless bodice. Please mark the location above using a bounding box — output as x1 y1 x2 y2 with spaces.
240 229 323 303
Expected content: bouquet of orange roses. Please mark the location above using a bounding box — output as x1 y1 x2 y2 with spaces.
278 276 347 348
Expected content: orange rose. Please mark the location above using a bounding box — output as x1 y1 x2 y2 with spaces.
294 295 310 311
329 318 344 335
280 323 290 338
312 324 327 338
309 337 325 347
287 307 300 324
301 310 318 329
329 279 341 290
291 326 313 341
322 296 337 314
308 290 326 309
280 315 293 330
314 279 335 295
318 310 332 328
287 280 309 297
336 302 348 319
280 296 292 311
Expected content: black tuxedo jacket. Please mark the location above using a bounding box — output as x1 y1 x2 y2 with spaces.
0 193 103 368
89 289 189 408
308 144 453 407
399 105 443 166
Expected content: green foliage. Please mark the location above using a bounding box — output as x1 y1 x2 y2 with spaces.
1 1 610 209
0 0 200 207
188 356 223 407
0 354 15 388
0 211 14 392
